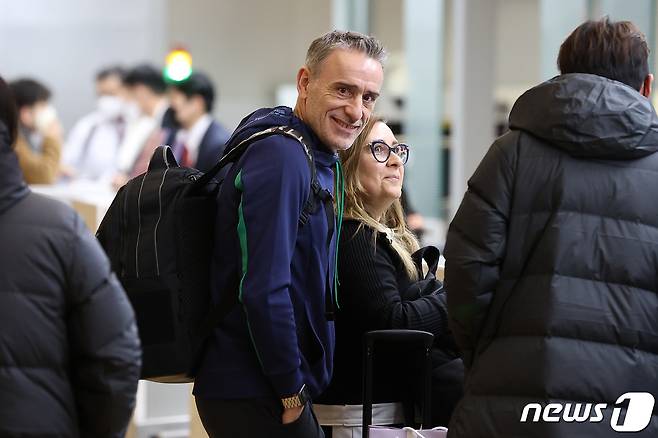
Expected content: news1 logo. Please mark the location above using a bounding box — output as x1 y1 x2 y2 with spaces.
520 392 655 432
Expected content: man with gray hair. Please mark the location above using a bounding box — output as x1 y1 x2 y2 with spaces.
193 30 385 437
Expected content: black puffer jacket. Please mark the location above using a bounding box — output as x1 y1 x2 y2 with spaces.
445 73 658 437
0 122 141 437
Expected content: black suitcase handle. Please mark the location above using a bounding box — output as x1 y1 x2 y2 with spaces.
362 329 434 438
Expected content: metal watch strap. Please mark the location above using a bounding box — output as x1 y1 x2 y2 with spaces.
281 384 308 409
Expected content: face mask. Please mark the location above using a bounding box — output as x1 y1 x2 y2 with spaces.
34 104 57 134
122 101 141 121
97 95 124 119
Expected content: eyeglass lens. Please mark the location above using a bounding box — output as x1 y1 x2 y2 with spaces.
371 141 409 164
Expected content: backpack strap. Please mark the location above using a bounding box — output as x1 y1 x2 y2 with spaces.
192 126 316 189
194 125 322 229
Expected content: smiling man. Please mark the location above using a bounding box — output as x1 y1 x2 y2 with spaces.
193 31 385 438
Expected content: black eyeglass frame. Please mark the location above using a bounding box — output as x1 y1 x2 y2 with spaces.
367 140 410 164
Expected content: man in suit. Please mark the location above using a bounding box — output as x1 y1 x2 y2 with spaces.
168 71 230 172
113 64 179 186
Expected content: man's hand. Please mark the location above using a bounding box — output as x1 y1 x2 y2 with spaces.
281 405 304 425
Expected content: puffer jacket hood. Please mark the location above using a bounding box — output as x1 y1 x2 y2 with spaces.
509 73 658 159
0 121 29 215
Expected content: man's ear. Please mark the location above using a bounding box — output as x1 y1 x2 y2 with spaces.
641 73 653 98
193 95 207 114
296 66 311 98
18 106 32 127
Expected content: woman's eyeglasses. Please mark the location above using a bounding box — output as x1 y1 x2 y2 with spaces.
368 140 410 164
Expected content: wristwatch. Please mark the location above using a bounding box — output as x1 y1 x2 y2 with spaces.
281 384 310 409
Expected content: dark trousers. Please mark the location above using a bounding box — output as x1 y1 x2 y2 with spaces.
196 397 324 438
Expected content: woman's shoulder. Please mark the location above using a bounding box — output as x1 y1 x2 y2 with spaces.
341 218 377 243
340 219 392 254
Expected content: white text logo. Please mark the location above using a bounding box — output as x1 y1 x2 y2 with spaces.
520 392 654 432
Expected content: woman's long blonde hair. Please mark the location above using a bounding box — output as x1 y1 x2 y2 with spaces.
338 116 420 280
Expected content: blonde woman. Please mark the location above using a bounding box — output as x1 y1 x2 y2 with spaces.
317 118 463 427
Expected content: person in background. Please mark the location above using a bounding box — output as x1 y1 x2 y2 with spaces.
113 64 177 187
193 30 385 438
317 117 462 427
9 78 62 184
168 71 230 171
0 74 141 437
445 18 658 437
61 65 128 183
401 188 425 239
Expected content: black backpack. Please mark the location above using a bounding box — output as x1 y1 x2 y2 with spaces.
97 126 333 382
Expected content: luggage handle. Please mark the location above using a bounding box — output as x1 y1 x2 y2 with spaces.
362 330 434 438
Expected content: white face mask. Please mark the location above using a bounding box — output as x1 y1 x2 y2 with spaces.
96 95 124 119
122 101 141 121
34 104 57 133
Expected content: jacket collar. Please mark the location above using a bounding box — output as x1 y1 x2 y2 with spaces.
509 73 658 159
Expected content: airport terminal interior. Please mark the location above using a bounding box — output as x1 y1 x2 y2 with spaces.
2 0 657 436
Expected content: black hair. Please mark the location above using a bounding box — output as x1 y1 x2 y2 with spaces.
0 76 18 146
96 65 126 82
169 71 215 113
8 78 51 110
123 64 167 94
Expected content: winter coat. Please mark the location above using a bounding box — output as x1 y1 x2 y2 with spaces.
318 220 462 426
445 73 658 437
0 121 141 437
14 130 61 184
319 219 450 404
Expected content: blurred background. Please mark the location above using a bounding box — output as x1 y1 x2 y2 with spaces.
2 0 656 436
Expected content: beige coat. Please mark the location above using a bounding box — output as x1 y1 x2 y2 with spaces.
14 133 61 184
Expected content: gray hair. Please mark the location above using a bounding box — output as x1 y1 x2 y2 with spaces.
305 30 387 74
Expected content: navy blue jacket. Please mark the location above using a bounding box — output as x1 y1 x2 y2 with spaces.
193 106 337 400
196 120 230 172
